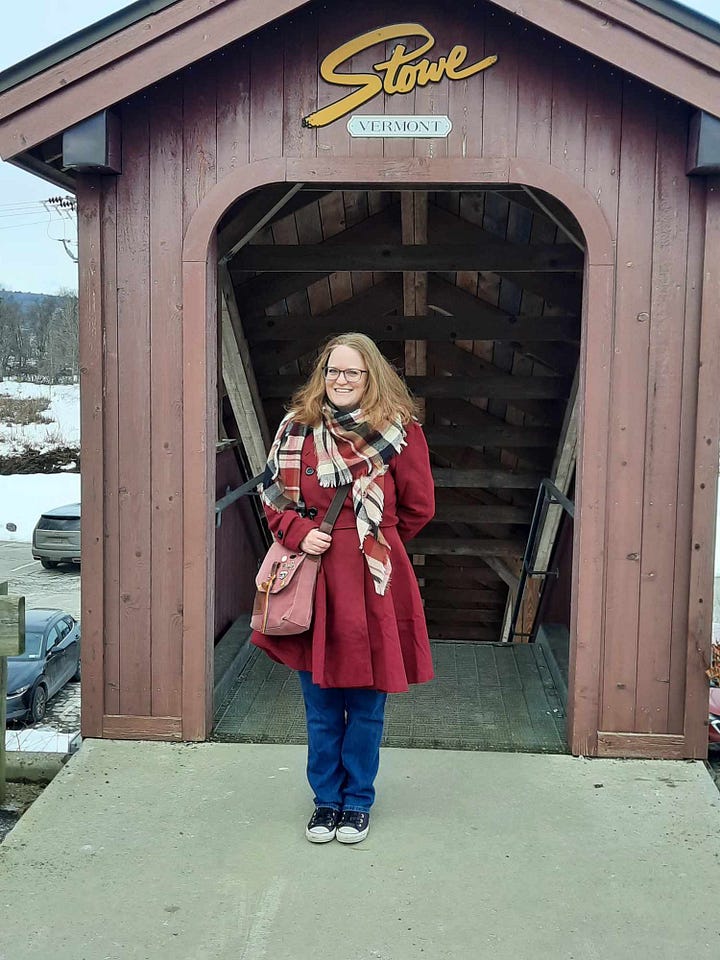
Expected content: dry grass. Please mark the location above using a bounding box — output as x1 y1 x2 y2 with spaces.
0 394 52 426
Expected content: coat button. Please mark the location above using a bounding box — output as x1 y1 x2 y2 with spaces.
277 530 283 539
305 466 315 475
307 507 318 519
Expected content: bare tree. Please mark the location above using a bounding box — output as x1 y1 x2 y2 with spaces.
43 289 79 382
0 289 23 381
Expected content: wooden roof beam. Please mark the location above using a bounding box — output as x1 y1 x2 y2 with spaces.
425 423 558 449
230 203 400 310
406 538 526 558
258 373 571 400
432 468 544 489
228 241 583 274
429 398 561 441
243 276 401 343
429 206 583 311
243 309 579 343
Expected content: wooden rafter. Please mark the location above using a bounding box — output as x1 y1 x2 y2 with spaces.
228 241 583 274
243 310 579 343
433 469 544 489
429 206 583 311
218 183 304 262
229 204 400 309
258 374 571 400
425 422 558 449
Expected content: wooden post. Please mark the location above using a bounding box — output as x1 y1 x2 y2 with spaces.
0 585 25 803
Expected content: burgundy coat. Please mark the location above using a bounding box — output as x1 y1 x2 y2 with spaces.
251 420 435 692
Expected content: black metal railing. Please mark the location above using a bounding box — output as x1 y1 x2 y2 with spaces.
214 471 264 527
507 479 575 643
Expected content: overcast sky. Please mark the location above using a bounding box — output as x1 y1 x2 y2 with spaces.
0 0 718 293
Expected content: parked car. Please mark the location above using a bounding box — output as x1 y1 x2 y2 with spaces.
5 608 81 724
32 502 81 569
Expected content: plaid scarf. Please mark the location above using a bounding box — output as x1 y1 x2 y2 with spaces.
261 404 407 595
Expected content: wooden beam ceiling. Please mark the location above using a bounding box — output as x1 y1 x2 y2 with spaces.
228 241 583 273
243 309 579 343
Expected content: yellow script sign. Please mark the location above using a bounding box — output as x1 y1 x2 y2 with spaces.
302 23 497 129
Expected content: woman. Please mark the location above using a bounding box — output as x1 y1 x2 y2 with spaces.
252 333 435 844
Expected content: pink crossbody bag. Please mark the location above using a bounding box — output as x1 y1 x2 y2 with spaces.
250 483 351 636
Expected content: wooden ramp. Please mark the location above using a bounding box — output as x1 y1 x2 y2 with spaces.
213 642 567 754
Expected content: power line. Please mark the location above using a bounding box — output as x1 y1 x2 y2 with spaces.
0 218 52 231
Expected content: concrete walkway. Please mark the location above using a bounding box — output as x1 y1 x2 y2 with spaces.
1 739 718 960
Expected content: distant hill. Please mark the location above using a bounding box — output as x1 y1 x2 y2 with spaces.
2 291 65 312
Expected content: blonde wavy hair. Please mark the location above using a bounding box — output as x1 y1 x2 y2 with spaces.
288 333 419 428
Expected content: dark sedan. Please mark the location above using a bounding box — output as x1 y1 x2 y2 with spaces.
5 609 81 724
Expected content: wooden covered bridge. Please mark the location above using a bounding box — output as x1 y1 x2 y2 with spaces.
0 0 718 757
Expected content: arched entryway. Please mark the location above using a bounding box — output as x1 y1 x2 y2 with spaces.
181 157 615 754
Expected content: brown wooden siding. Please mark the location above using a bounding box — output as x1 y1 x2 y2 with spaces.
73 0 712 750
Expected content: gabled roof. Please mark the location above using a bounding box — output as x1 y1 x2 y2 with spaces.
0 1 182 96
0 0 718 182
0 0 717 98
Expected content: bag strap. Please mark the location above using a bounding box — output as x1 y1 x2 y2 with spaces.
318 483 352 534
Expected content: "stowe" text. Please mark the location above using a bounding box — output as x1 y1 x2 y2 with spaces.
302 23 498 129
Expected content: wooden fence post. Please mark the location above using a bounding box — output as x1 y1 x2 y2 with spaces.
0 583 25 803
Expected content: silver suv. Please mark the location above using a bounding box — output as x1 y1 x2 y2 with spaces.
32 502 81 569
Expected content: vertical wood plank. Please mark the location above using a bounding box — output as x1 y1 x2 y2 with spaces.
250 27 284 163
568 263 614 756
668 177 706 732
601 82 657 733
684 177 720 757
348 0 386 164
447 2 485 160
584 67 622 240
283 8 317 160
550 46 587 188
482 10 518 159
205 244 218 733
100 177 120 716
182 246 218 740
382 24 417 163
635 104 690 733
149 78 184 718
216 38 251 181
515 23 552 163
413 3 450 162
76 174 104 738
183 58 218 233
116 98 152 716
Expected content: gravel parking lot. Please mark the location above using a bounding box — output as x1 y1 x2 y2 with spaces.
1 540 81 734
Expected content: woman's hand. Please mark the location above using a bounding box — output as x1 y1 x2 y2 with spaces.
300 529 333 555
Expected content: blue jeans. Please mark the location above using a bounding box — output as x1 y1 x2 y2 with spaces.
298 671 387 813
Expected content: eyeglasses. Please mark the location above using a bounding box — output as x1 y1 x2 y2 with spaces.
324 366 368 384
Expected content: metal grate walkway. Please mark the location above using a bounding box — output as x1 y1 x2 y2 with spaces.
213 641 567 753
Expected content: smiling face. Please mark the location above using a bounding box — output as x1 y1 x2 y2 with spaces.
325 344 369 411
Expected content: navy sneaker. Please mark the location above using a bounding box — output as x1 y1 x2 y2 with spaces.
336 810 370 844
305 806 340 843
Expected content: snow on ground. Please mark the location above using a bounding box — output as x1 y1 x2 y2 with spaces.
0 473 81 542
0 380 80 539
0 379 80 457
